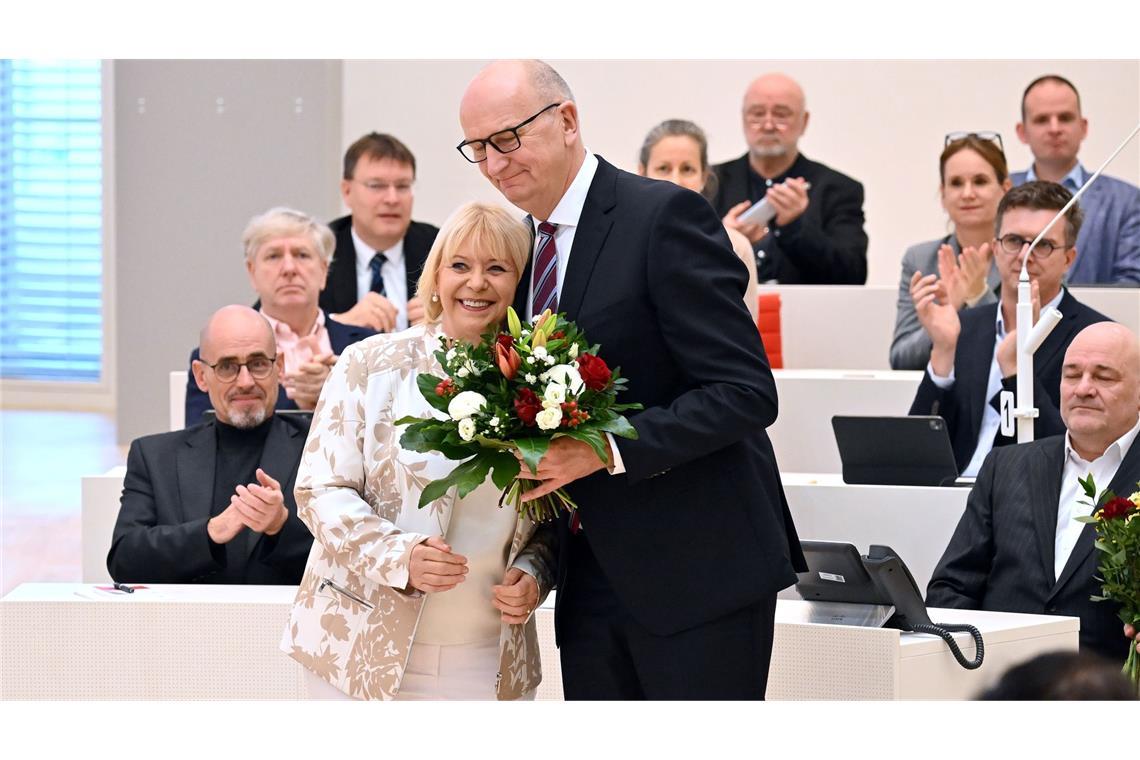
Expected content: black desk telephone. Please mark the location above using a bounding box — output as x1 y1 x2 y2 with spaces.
795 542 985 670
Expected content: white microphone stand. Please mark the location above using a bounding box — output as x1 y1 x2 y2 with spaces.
1004 122 1140 443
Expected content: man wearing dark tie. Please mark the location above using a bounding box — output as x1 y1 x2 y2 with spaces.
927 322 1140 661
322 133 439 333
457 60 804 699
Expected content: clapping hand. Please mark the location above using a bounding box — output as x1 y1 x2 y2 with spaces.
232 468 289 535
723 201 769 244
910 271 961 377
996 280 1041 378
333 292 399 333
937 242 993 310
765 177 810 227
284 352 337 410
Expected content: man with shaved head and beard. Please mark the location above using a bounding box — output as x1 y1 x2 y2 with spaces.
928 322 1140 661
713 73 868 284
108 305 313 584
457 60 804 699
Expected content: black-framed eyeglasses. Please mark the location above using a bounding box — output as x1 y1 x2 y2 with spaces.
996 233 1070 260
198 355 277 382
944 130 1004 154
456 103 562 164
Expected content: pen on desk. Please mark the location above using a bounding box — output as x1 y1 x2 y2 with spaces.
112 582 135 594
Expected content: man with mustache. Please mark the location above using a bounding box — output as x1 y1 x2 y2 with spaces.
109 305 312 584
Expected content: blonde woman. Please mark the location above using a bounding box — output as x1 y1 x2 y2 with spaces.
281 202 555 700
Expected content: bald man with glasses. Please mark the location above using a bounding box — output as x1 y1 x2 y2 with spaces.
108 305 313 585
908 182 1112 476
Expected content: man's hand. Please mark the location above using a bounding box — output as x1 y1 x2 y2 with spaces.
1125 623 1140 654
766 177 810 227
722 200 768 244
231 468 288 535
910 271 961 377
938 242 993 310
996 280 1040 378
332 292 399 332
492 567 539 624
408 536 468 593
518 436 613 501
283 353 336 410
207 505 244 544
406 295 426 326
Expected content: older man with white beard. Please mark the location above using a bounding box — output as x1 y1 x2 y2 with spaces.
108 305 313 584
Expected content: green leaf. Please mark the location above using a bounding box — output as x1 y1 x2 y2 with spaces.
418 477 454 508
452 453 494 499
416 374 451 413
1078 472 1097 500
1074 516 1099 524
515 437 550 477
473 435 517 451
555 429 609 463
596 414 639 439
489 451 521 489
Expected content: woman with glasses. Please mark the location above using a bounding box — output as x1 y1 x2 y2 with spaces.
183 208 375 425
636 119 760 323
281 202 555 701
889 133 1012 370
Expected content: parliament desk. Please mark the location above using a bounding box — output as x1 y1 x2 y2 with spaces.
759 284 1140 370
1 584 1076 700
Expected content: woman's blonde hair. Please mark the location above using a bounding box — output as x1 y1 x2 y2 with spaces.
416 201 531 323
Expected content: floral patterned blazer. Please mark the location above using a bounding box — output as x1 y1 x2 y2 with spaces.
279 324 556 700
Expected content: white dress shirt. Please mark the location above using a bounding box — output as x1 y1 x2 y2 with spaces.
352 228 409 331
1055 417 1140 581
927 288 1065 476
524 151 624 478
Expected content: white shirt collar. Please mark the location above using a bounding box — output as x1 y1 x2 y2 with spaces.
1065 415 1140 467
351 226 404 279
532 151 598 231
995 287 1066 338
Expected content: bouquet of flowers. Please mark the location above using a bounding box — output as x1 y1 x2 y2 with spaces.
1075 474 1140 691
394 307 641 523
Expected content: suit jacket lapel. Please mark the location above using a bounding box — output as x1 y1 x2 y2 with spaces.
720 156 751 213
403 222 431 300
513 217 535 318
246 415 304 558
177 422 217 525
958 304 998 445
559 157 617 321
1029 436 1064 585
1053 433 1140 595
331 222 358 310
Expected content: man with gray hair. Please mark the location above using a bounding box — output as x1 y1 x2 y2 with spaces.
457 60 803 699
713 72 868 284
109 305 313 584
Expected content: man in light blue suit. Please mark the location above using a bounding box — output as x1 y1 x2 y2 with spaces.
1012 74 1140 285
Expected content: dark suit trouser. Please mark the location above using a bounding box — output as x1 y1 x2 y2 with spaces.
558 533 776 700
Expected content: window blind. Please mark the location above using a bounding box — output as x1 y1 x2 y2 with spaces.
0 59 103 382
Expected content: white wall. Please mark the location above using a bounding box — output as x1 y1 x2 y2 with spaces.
342 59 1140 287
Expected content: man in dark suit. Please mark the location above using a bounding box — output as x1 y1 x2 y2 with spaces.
712 73 867 284
111 306 312 584
927 322 1140 661
185 207 374 426
909 182 1111 475
457 60 804 699
322 132 440 332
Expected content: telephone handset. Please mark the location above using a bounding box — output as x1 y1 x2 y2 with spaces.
796 542 985 670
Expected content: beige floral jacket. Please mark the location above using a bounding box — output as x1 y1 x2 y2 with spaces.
279 324 556 700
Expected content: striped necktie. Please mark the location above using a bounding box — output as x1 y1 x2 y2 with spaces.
369 252 387 296
532 222 559 316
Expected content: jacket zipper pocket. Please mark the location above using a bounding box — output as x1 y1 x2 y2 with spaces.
318 578 374 610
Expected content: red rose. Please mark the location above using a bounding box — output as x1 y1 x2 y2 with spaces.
513 388 542 427
576 353 612 391
1100 496 1136 520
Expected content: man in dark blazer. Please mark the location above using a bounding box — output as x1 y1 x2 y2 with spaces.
458 60 804 699
111 306 312 584
321 132 439 332
927 322 1140 661
909 182 1110 475
712 73 867 284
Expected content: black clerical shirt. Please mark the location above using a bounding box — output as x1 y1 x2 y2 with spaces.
208 416 274 581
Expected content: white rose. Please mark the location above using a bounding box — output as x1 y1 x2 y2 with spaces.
569 342 579 358
544 383 566 404
448 391 487 421
546 364 584 394
536 407 562 431
458 418 476 441
455 366 469 378
445 348 457 362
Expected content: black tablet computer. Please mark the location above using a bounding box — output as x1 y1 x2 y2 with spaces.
831 415 961 487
